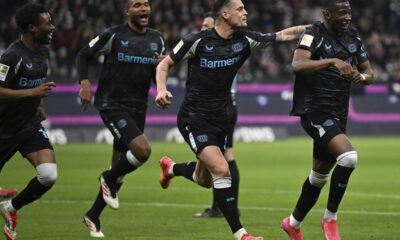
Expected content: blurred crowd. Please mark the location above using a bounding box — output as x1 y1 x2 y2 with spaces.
0 0 399 91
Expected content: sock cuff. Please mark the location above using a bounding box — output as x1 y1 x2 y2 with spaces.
233 228 247 240
213 177 232 189
192 171 198 183
126 151 143 167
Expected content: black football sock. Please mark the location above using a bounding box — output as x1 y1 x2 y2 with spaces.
172 161 196 182
211 193 219 210
104 153 137 183
11 177 52 210
211 160 239 211
292 178 323 221
213 186 242 233
327 165 354 212
229 160 240 207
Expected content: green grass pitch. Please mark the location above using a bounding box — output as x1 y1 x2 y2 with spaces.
0 137 399 239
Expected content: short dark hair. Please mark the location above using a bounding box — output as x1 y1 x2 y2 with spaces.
213 0 231 16
203 11 214 19
15 3 48 33
322 0 349 9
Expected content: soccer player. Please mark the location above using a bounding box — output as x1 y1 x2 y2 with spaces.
76 0 166 238
0 3 57 240
155 0 307 239
280 1 374 239
193 11 238 218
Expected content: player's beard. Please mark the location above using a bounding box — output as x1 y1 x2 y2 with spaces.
129 15 147 31
34 31 52 45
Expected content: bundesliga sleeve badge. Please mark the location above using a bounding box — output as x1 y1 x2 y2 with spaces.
300 34 314 47
0 63 10 82
173 40 184 54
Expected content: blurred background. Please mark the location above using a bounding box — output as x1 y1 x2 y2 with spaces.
1 0 400 143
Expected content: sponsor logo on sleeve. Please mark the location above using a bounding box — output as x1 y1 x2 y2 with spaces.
300 34 314 47
89 36 100 48
173 40 184 54
0 63 10 81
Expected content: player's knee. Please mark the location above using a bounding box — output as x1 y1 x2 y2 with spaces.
36 163 58 187
210 162 230 178
337 151 358 168
308 170 329 188
133 143 151 162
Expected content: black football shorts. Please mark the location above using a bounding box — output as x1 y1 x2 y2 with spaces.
0 125 53 171
300 112 347 163
99 108 146 152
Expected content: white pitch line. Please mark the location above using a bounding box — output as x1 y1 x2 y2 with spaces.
40 199 400 216
50 185 400 200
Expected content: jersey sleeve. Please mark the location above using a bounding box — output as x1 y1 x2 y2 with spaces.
353 34 369 65
160 34 167 55
243 30 277 50
296 23 323 54
76 28 116 80
0 51 20 87
169 33 200 64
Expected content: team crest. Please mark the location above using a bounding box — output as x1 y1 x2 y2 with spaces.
117 119 128 129
196 134 208 143
322 119 334 127
232 43 243 52
348 44 357 53
150 43 158 51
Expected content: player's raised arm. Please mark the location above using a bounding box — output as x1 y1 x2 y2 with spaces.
276 25 310 42
155 56 174 109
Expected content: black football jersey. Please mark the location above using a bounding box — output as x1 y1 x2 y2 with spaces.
170 28 276 115
290 21 369 119
0 40 49 138
77 24 166 111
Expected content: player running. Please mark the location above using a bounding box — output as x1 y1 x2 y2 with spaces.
155 0 307 239
0 3 57 240
281 0 374 239
76 0 166 238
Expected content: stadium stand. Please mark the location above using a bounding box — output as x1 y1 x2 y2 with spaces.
1 0 399 90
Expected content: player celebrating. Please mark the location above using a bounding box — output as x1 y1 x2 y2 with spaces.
281 0 374 240
193 12 238 218
0 3 57 240
155 0 307 239
76 0 166 238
